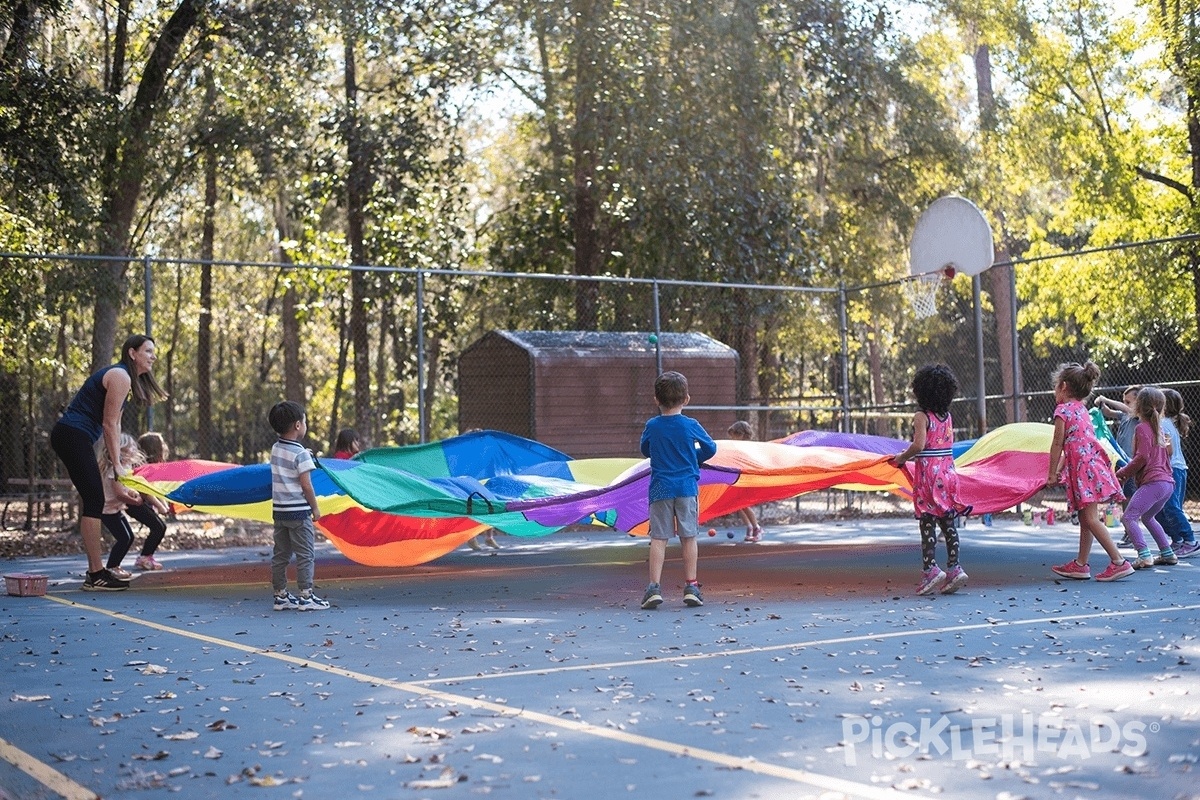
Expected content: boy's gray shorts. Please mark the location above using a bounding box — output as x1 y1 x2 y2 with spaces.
648 496 700 541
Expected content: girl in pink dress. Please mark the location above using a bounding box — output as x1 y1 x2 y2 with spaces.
893 364 969 595
1046 361 1133 581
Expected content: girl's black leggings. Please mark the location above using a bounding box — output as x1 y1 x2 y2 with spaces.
103 504 168 568
919 513 960 571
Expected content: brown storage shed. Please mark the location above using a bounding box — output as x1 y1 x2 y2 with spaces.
458 331 738 458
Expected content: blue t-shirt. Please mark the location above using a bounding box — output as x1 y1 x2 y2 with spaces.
640 413 717 503
58 364 129 442
1162 417 1188 472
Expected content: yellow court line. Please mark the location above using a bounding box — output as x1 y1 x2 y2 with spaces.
0 736 99 800
416 601 1200 684
39 595 907 800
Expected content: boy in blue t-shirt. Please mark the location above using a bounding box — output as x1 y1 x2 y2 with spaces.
639 371 717 609
268 401 327 611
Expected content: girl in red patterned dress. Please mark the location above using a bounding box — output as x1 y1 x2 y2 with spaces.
893 364 969 595
1046 361 1134 581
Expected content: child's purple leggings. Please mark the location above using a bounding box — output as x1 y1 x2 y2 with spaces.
1121 479 1173 552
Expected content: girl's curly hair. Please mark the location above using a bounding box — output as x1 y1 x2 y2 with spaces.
1051 361 1101 401
912 364 958 415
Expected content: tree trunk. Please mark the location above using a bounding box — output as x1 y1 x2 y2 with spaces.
571 0 601 330
328 291 350 451
422 333 440 441
274 194 303 404
1189 84 1200 342
344 10 372 437
197 55 216 457
868 322 888 437
974 43 1023 422
730 0 765 418
91 0 204 371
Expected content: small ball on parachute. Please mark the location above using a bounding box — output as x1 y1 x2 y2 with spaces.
707 528 717 537
726 531 734 539
648 334 658 345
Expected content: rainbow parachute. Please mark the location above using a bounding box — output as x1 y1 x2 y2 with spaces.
126 424 1075 567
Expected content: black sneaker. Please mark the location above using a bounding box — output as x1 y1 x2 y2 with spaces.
82 569 129 591
640 583 663 610
683 582 703 607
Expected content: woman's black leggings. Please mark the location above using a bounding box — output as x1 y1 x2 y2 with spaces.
50 423 104 519
102 513 134 568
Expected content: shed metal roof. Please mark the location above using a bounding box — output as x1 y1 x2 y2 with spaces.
490 330 735 356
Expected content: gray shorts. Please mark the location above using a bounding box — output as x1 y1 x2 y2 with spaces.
648 496 700 541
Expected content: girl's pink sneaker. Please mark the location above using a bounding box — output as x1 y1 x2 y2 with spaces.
135 555 163 571
1051 560 1091 579
1095 560 1134 582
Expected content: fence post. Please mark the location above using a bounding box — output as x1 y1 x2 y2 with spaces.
652 280 662 375
143 253 154 430
973 274 986 435
838 282 850 433
1009 262 1022 422
416 270 426 443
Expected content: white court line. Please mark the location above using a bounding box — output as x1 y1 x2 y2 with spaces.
0 736 99 800
39 594 909 800
416 602 1200 684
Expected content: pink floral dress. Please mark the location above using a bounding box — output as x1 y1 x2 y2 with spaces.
912 412 960 518
1054 400 1124 512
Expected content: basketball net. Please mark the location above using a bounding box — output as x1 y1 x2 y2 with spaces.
903 273 943 319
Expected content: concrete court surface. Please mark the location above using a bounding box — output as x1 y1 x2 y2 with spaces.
1 516 1198 800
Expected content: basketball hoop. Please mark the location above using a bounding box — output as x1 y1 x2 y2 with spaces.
904 195 992 319
903 270 948 319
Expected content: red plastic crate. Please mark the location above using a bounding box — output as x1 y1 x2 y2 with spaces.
4 573 48 596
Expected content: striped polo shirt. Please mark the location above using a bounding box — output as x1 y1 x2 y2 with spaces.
270 438 316 519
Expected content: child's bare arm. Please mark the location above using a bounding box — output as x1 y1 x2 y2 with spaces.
892 412 927 467
1094 395 1132 418
299 471 321 521
1046 418 1066 485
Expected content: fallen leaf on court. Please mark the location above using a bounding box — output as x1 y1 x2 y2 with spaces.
407 726 452 740
207 719 236 731
10 694 51 702
131 751 170 761
407 767 457 789
140 664 168 675
203 746 223 759
161 731 199 741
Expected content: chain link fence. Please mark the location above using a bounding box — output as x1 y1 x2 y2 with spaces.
3 236 1199 530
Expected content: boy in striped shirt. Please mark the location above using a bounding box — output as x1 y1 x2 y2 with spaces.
268 401 327 611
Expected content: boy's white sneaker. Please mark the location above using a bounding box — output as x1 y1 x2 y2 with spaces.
295 591 330 611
